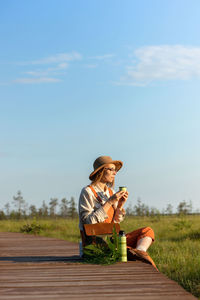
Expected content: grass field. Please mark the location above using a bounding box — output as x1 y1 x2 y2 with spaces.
0 215 200 298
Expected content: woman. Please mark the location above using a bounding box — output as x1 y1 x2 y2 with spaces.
79 155 157 269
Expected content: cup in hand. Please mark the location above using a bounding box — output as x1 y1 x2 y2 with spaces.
119 186 127 192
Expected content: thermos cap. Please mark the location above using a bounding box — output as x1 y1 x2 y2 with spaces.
119 230 126 236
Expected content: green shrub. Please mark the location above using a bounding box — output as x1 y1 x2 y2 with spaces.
20 222 42 234
83 230 120 265
173 219 192 230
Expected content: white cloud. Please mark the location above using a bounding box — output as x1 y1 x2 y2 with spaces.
31 52 82 65
24 63 69 77
119 45 200 86
25 70 51 77
57 62 68 69
14 77 61 84
14 52 81 84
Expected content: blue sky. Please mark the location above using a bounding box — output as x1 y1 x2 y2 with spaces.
0 0 200 212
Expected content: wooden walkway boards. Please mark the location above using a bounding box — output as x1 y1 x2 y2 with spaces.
0 232 196 300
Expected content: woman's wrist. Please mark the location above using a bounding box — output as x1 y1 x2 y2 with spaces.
120 207 126 216
102 200 113 214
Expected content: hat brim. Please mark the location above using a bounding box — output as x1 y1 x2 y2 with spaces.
89 160 123 181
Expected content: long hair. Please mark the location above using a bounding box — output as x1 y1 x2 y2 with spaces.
91 167 115 188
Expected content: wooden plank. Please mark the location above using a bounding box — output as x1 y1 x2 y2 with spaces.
0 232 196 300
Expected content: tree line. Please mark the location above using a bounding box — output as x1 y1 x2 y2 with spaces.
126 198 194 216
0 191 196 220
0 190 78 220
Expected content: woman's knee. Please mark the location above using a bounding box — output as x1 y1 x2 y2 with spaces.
143 226 155 241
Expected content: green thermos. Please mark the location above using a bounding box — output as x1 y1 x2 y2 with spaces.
118 230 127 262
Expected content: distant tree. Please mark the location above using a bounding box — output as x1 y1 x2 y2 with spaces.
9 210 21 220
188 200 193 213
161 208 165 215
39 201 48 217
29 205 37 217
126 204 133 216
150 207 160 216
177 200 192 215
68 197 78 218
144 205 150 217
13 190 25 216
60 198 69 217
21 202 29 218
0 210 6 220
165 204 173 215
49 198 58 217
133 198 149 216
4 202 10 216
133 198 142 216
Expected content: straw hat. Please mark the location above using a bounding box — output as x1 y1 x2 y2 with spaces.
89 156 123 180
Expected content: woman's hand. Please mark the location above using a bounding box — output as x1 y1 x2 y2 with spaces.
117 191 129 209
103 191 128 215
108 191 127 206
114 207 126 222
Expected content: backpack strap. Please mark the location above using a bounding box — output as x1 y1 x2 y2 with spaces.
108 187 113 197
88 185 104 204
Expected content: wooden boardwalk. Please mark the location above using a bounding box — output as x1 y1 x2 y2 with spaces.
0 232 196 300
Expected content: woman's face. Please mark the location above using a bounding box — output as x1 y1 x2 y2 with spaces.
101 163 117 184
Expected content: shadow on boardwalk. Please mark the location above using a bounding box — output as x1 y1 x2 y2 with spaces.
0 255 81 263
